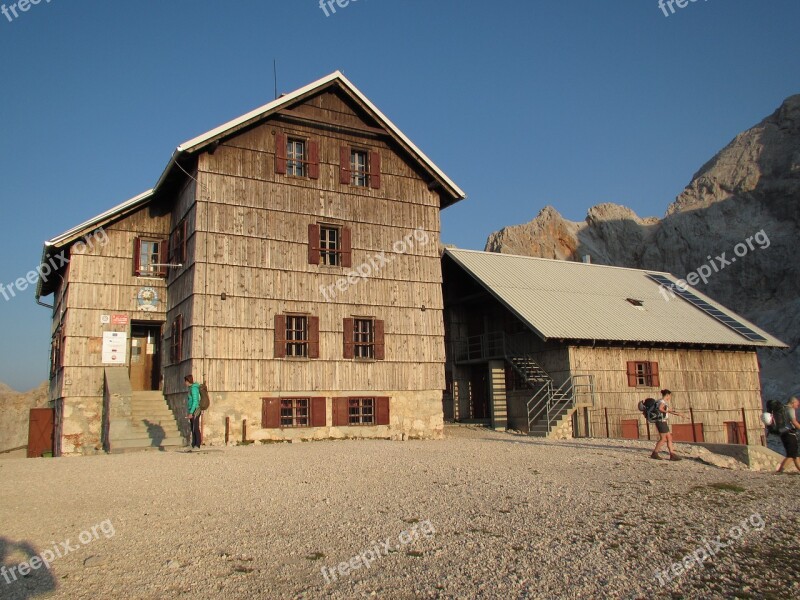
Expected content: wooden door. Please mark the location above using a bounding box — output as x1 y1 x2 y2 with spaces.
27 408 54 458
130 325 161 391
470 367 489 419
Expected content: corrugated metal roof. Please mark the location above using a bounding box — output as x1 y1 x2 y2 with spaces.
445 248 786 348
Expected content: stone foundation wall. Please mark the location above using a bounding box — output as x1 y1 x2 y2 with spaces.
60 396 104 456
167 390 445 445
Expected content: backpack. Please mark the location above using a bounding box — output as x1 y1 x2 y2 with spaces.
638 398 663 423
763 399 789 435
199 383 211 411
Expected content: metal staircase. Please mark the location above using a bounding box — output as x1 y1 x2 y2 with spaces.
452 332 595 437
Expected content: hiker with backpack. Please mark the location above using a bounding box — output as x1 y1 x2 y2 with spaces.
184 374 202 449
641 389 685 461
775 396 800 474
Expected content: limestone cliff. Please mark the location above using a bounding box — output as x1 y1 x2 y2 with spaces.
485 95 800 398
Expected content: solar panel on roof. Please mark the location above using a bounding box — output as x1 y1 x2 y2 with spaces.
645 273 768 343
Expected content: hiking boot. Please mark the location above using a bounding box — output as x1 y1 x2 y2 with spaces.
650 452 663 460
669 454 682 462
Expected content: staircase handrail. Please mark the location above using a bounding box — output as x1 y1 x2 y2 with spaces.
527 374 595 434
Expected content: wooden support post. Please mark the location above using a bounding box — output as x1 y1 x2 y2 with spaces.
689 408 697 442
242 419 247 444
225 417 230 445
741 408 749 445
604 408 610 438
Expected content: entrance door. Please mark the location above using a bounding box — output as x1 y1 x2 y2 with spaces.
130 323 162 391
27 408 54 458
470 367 489 419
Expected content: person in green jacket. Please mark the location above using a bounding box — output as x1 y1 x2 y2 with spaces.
185 375 202 449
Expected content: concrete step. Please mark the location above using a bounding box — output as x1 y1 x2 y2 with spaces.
110 438 185 452
130 400 174 409
130 409 176 417
131 390 166 398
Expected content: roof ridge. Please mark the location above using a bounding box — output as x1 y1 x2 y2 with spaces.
445 247 672 276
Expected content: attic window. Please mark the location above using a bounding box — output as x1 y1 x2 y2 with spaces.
626 298 645 308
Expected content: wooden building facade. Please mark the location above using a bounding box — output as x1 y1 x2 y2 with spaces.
36 72 465 455
442 249 786 445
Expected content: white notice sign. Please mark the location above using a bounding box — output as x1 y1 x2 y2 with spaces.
102 332 128 364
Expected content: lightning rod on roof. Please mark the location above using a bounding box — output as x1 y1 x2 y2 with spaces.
273 59 278 100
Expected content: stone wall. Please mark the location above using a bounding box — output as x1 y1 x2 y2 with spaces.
173 390 444 445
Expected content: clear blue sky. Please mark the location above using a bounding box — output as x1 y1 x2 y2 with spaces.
1 0 798 391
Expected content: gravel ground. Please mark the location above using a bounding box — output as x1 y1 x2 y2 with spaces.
0 426 798 600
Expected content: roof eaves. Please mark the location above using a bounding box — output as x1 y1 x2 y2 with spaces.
45 188 156 249
155 71 466 204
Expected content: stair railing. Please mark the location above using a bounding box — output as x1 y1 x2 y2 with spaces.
527 374 595 435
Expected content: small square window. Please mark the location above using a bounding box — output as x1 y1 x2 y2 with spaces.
627 361 659 387
348 397 375 425
280 398 310 427
136 239 166 277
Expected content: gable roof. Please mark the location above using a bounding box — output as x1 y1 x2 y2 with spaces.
37 72 466 300
444 248 786 348
159 71 465 204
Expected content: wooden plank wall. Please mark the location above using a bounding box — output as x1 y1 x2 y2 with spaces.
172 89 445 394
58 208 171 399
569 345 765 444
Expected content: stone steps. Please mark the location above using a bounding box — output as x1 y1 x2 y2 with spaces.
109 391 186 453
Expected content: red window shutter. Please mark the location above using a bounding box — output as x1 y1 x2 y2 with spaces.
341 227 352 268
332 397 349 427
275 132 287 175
310 397 326 427
308 316 320 359
375 397 390 425
340 145 351 185
343 318 355 359
307 140 320 179
626 362 638 387
369 152 381 189
158 239 169 277
308 223 321 265
650 362 660 388
274 314 286 358
133 237 143 276
262 398 281 428
374 319 385 360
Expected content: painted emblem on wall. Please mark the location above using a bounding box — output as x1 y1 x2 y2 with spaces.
136 287 159 312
